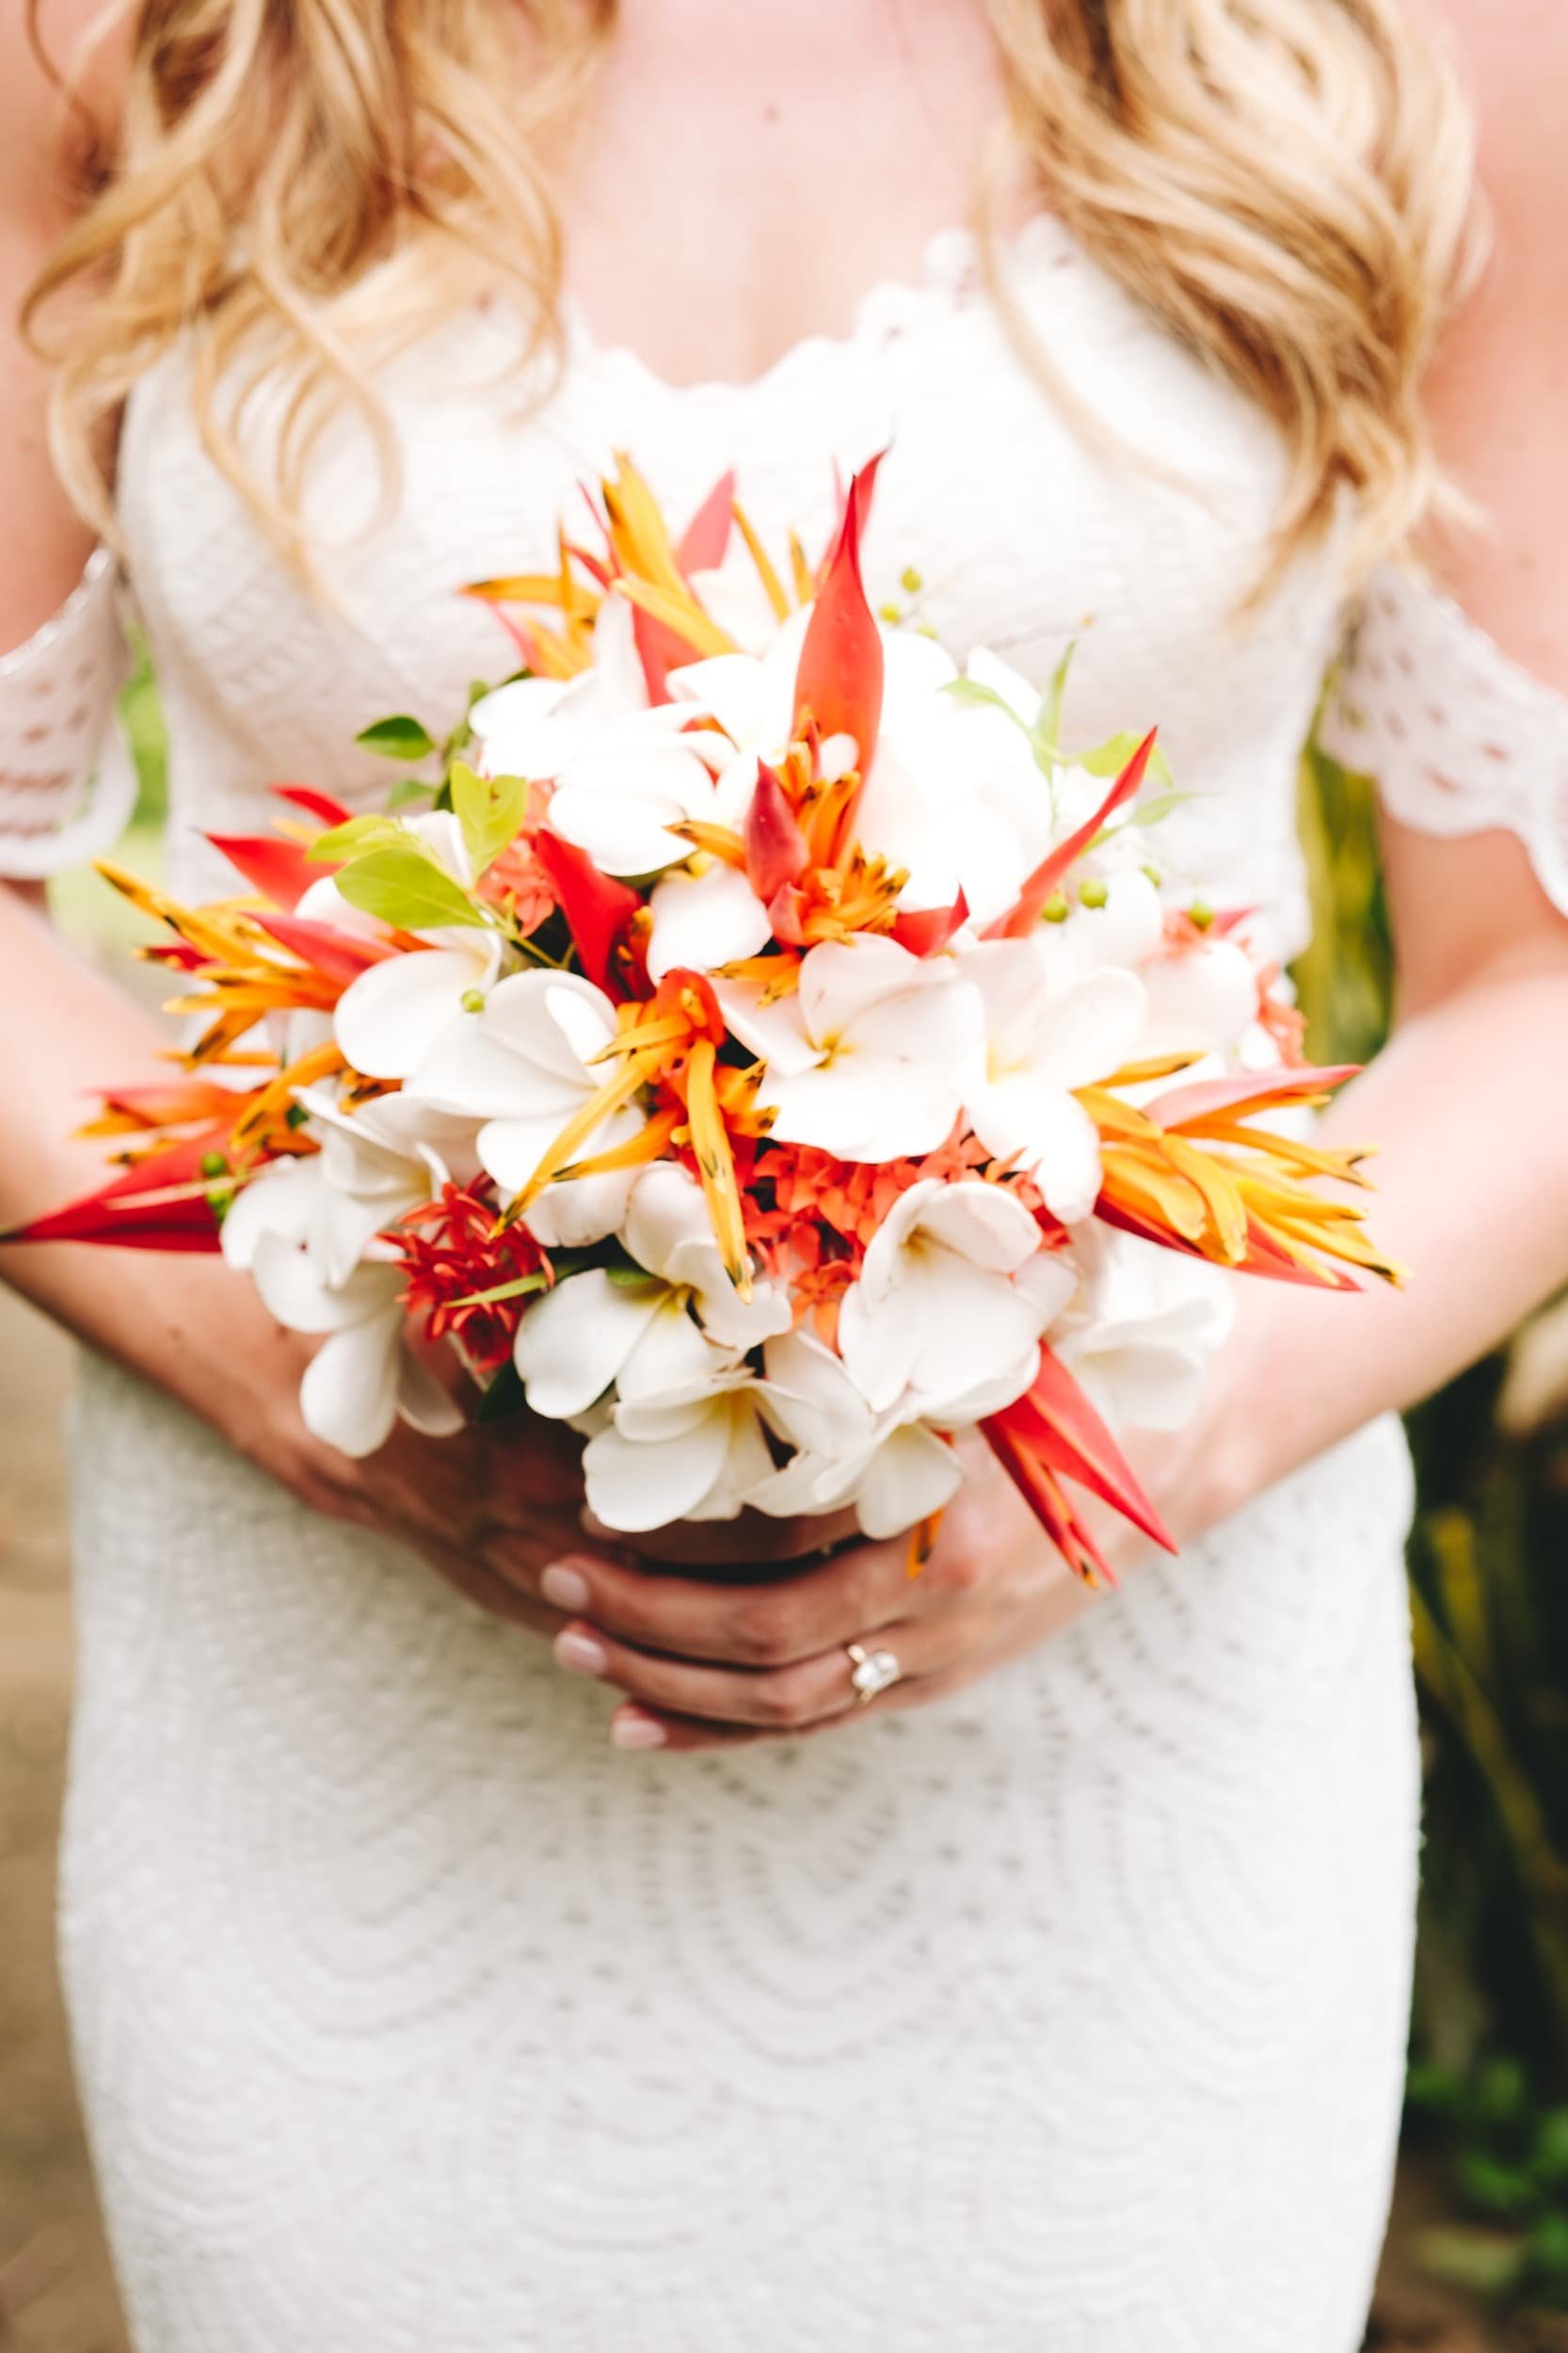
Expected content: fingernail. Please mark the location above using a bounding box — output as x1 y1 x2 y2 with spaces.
553 1627 608 1679
611 1710 667 1752
541 1563 591 1612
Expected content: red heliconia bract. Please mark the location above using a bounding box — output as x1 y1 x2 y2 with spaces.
983 1346 1176 1584
891 888 969 959
1141 1064 1362 1130
271 784 356 829
252 912 395 989
744 762 811 903
1092 1195 1363 1292
88 1080 240 1131
631 469 740 704
676 468 736 575
205 831 328 912
531 830 648 1000
1 1128 232 1253
791 453 885 766
984 729 1160 941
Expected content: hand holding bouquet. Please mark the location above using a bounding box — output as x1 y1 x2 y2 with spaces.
14 454 1399 1581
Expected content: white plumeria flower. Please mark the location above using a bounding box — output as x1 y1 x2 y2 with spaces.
408 969 644 1248
855 645 1169 940
285 1084 482 1286
850 644 1053 925
469 590 651 781
472 596 731 878
512 1267 746 1424
621 1163 792 1351
683 557 791 656
546 715 735 878
747 1327 966 1539
960 934 1148 1224
664 606 812 804
1049 1225 1237 1433
222 1157 461 1458
645 856 773 984
836 1177 1054 1420
511 1162 791 1426
671 618 966 849
1067 865 1167 968
584 1381 778 1531
330 812 505 1083
1139 936 1260 1055
749 934 986 1164
294 871 391 940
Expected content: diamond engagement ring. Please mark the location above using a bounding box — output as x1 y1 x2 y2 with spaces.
845 1641 903 1705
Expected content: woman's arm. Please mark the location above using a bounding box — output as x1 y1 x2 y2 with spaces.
0 10 621 1636
1187 0 1568 1512
529 0 1568 1749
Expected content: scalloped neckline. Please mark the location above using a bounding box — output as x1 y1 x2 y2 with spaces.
560 215 1076 403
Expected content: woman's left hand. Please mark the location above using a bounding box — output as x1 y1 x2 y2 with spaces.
538 1439 1135 1752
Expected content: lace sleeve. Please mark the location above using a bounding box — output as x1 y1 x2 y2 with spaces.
1319 562 1568 918
0 547 138 881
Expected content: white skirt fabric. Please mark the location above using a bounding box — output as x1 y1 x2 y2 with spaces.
61 1352 1418 2353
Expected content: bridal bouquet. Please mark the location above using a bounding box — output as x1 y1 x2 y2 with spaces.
14 456 1399 1578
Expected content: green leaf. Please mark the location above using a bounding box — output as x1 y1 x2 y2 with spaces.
332 843 488 932
386 776 437 813
1078 729 1176 793
942 678 1058 816
1084 790 1203 856
449 760 531 877
542 1247 597 1282
449 1272 550 1310
942 677 1029 728
355 713 438 762
1116 787 1195 827
308 812 406 861
1033 640 1077 766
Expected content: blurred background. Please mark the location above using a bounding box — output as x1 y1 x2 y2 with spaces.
1 680 1566 2350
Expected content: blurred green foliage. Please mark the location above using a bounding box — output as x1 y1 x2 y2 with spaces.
1404 2057 1568 2304
1298 741 1568 2309
49 648 168 954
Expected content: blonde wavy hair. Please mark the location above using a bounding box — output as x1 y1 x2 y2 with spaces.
26 0 1478 589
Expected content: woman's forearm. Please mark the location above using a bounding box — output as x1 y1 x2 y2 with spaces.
1178 940 1568 1530
0 881 320 1488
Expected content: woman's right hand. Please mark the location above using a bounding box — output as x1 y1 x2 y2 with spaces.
295 1396 623 1639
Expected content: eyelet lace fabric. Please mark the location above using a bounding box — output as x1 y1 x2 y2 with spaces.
58 220 1450 2351
1320 561 1568 912
0 548 136 880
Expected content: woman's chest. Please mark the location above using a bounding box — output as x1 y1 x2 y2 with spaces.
119 223 1349 926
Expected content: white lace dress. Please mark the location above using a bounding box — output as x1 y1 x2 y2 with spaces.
24 218 1560 2352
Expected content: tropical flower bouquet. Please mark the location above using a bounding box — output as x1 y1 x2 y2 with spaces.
12 456 1400 1578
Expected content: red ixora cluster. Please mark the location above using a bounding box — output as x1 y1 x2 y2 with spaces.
393 1184 552 1377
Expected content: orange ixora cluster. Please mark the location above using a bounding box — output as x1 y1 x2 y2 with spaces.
8 454 1400 1577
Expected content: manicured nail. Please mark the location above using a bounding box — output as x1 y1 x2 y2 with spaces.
541 1563 591 1612
611 1710 667 1752
553 1627 608 1679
